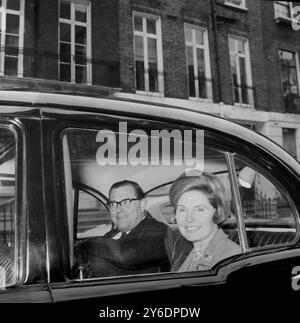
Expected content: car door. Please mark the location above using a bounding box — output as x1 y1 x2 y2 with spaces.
41 104 300 305
0 106 51 302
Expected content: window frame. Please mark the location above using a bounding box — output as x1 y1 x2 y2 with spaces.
60 117 300 280
133 11 164 96
232 153 300 252
58 0 92 85
184 23 212 101
59 120 248 282
278 49 300 112
274 1 294 20
282 128 297 159
47 108 300 301
225 0 247 10
0 0 25 77
228 35 254 107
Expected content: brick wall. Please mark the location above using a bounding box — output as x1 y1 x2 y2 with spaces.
92 0 119 63
4 0 300 114
23 0 59 79
214 0 269 109
119 0 212 98
119 0 135 92
22 0 120 86
118 0 272 107
118 0 300 114
91 0 119 87
261 1 300 112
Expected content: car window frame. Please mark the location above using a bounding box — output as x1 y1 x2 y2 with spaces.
0 121 24 289
58 116 248 283
52 106 300 289
230 153 300 251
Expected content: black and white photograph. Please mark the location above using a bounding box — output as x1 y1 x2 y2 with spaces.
0 0 300 320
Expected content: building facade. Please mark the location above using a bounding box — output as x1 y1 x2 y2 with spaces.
1 0 300 158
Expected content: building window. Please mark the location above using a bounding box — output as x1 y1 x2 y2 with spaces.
274 1 293 20
228 36 253 106
282 128 297 159
133 12 164 94
184 24 212 100
225 0 246 9
59 0 91 85
279 50 300 112
0 0 25 77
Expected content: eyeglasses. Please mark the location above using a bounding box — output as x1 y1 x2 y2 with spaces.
107 198 140 211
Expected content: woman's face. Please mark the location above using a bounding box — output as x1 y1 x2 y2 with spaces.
175 190 217 242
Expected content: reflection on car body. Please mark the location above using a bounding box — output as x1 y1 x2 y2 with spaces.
0 90 300 303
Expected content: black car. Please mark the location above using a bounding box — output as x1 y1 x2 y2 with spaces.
0 90 300 310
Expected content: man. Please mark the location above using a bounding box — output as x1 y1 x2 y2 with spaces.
75 180 170 278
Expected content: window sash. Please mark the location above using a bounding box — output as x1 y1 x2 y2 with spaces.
59 0 91 85
225 0 246 9
184 24 212 100
229 36 253 105
274 1 293 19
0 0 24 77
133 12 164 94
279 50 300 111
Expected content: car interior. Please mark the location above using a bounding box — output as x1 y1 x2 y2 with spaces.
60 127 299 279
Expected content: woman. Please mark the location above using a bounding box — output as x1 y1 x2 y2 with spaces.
169 172 241 271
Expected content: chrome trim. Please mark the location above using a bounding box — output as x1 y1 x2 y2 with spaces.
225 152 249 252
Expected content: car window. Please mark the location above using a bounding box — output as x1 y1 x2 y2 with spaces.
234 156 298 249
75 188 112 239
0 127 17 289
61 124 242 280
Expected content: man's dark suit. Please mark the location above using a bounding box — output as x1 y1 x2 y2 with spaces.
75 214 170 277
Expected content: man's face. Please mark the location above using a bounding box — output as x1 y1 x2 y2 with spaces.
109 185 145 232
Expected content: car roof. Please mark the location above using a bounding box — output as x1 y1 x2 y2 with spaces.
1 90 300 175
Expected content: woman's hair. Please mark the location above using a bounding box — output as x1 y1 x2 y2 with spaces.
169 172 229 225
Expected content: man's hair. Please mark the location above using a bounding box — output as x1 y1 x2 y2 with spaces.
109 180 145 199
